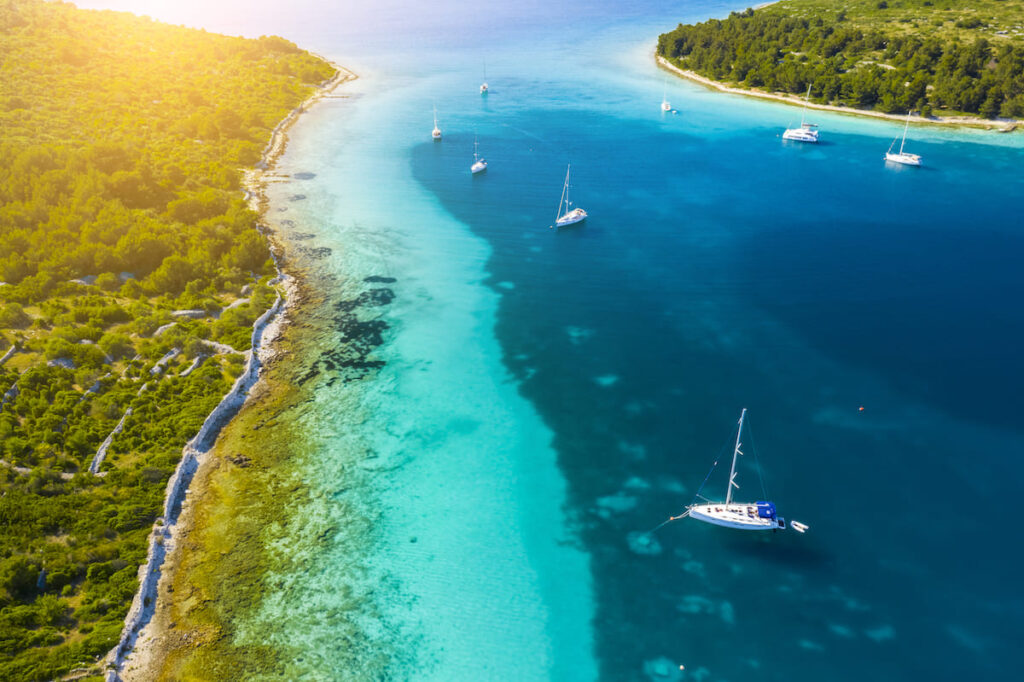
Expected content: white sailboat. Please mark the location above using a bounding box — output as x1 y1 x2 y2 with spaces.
471 137 487 174
661 76 671 112
432 105 442 140
885 111 922 166
782 84 819 143
552 164 587 228
665 409 808 533
480 60 488 94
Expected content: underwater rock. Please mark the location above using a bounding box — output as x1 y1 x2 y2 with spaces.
297 286 395 387
643 656 683 681
627 531 662 556
296 246 332 260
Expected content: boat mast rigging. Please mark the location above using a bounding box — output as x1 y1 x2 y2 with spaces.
725 408 746 506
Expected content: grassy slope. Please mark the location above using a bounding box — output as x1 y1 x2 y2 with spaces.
0 1 335 679
659 0 1024 119
769 0 1024 45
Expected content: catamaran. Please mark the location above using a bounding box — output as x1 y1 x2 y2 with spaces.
782 84 819 143
471 137 487 174
552 164 587 228
661 409 808 533
432 105 442 140
885 111 922 166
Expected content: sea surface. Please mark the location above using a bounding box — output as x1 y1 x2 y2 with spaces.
84 1 1024 679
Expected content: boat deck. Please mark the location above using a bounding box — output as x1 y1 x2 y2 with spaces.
688 503 784 530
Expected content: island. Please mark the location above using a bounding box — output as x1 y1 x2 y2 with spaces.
657 0 1024 125
0 1 340 679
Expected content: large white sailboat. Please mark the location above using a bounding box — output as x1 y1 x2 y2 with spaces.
782 84 819 143
432 105 442 140
552 164 587 228
885 111 922 166
471 137 487 174
667 409 808 533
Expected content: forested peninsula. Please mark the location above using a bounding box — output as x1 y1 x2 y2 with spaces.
658 0 1024 121
0 0 335 679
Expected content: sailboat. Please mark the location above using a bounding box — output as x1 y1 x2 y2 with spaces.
552 164 587 228
661 76 672 112
432 105 442 140
885 111 922 166
782 84 819 143
480 60 488 95
471 136 487 174
674 409 808 532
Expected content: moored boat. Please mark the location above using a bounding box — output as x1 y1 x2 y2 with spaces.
471 136 487 174
782 84 819 143
885 111 922 166
552 164 586 228
653 409 809 535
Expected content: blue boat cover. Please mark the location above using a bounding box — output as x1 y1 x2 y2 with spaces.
756 501 777 519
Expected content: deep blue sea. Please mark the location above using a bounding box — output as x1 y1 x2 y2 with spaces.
85 1 1024 679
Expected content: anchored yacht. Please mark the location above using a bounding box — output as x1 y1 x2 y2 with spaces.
553 164 586 228
782 84 819 143
885 111 922 166
471 137 487 174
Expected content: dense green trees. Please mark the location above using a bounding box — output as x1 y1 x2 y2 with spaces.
0 0 335 678
658 0 1024 117
0 0 334 299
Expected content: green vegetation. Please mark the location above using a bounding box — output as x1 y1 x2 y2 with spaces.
658 0 1024 118
0 0 335 678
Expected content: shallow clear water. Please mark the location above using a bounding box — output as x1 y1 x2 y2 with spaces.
84 1 1024 679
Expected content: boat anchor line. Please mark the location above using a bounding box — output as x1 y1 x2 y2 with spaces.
647 409 809 536
644 509 690 536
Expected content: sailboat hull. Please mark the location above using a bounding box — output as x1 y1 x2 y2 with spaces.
884 152 921 166
782 128 819 142
555 208 587 227
688 504 784 531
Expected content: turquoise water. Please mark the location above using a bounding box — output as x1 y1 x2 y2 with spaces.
86 1 1024 679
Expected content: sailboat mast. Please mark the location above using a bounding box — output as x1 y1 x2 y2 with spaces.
900 111 910 155
801 83 810 126
555 165 570 222
725 408 747 506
